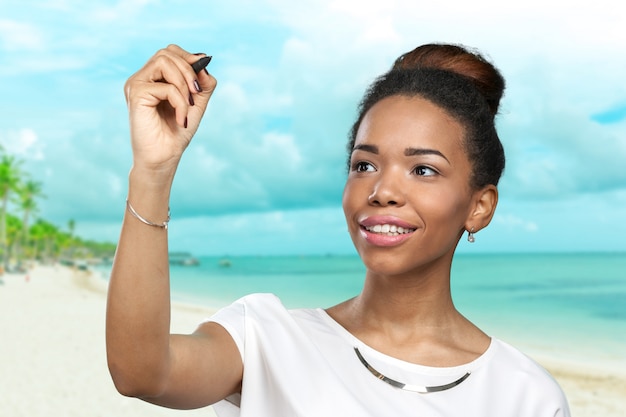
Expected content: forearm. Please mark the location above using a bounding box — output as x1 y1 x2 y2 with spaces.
106 166 176 396
106 45 220 401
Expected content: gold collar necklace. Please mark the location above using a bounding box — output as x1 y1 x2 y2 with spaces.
354 347 471 393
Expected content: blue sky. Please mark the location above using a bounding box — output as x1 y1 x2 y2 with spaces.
1 0 625 255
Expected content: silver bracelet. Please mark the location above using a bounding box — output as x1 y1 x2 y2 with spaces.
126 199 170 230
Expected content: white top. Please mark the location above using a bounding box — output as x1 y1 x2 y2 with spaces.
208 293 570 417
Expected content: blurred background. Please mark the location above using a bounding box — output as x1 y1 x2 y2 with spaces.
1 2 625 416
1 0 625 257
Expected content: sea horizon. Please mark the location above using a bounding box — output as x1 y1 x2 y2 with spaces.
96 251 626 367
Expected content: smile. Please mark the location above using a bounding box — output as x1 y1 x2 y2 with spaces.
364 224 415 236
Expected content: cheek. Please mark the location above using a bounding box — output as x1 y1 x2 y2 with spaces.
342 179 368 236
418 187 469 223
341 182 363 246
342 181 356 220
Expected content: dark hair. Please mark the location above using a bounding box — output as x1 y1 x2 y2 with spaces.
348 43 506 189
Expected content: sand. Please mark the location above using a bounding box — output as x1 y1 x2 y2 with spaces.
0 265 216 417
0 264 624 416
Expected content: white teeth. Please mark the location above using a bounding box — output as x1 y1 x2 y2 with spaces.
365 224 415 236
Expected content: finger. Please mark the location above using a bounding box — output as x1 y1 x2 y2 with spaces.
149 45 216 106
163 45 220 104
142 52 195 107
162 45 208 96
197 69 218 97
131 81 190 128
160 49 218 117
130 45 217 129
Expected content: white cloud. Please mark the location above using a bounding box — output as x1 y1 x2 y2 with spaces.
2 0 625 254
0 129 45 160
106 172 124 198
166 206 352 255
259 132 302 170
499 87 626 198
88 0 155 23
328 0 400 47
214 81 251 114
494 214 538 233
0 19 44 51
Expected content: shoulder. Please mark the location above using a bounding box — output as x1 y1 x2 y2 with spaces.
485 339 570 414
209 293 285 321
212 293 323 323
207 293 324 343
490 339 554 376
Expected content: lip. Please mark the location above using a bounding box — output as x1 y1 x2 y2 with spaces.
358 215 417 247
359 215 417 230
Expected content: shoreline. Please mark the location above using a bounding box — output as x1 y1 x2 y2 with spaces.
1 264 624 415
88 266 221 317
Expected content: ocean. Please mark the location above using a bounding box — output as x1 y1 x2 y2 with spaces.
100 252 626 365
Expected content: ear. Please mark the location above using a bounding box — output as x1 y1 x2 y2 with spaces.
465 185 498 233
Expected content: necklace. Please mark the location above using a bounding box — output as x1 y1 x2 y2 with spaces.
354 347 471 393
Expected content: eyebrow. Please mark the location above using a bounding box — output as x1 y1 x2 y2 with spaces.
352 144 450 164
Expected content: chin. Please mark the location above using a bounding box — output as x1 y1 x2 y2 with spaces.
359 246 457 279
359 252 419 278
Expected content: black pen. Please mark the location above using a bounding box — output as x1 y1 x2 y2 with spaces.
192 56 212 74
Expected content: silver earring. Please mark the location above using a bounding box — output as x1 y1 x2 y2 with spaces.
467 227 476 243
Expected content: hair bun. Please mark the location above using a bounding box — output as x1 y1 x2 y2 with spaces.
393 44 505 116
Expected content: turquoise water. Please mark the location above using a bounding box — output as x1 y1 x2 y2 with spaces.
105 253 626 363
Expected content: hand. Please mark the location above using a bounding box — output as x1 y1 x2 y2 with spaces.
124 44 217 175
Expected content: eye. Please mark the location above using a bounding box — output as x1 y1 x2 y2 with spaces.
353 161 376 172
413 165 437 177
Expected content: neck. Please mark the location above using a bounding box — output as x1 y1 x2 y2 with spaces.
326 255 490 366
356 263 457 330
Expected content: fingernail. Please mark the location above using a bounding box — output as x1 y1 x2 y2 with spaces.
204 68 209 76
193 53 206 56
184 117 188 129
193 80 202 93
188 92 195 106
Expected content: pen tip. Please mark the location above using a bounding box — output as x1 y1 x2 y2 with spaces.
191 55 213 74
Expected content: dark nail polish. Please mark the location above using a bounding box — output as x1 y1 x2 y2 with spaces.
193 53 205 56
204 68 209 76
188 92 194 106
193 80 202 93
184 117 188 129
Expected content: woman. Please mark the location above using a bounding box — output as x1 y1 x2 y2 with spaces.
106 44 570 416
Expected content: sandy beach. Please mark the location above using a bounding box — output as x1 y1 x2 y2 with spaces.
0 265 217 417
0 264 624 416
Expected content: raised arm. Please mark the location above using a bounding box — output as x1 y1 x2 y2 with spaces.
105 45 242 409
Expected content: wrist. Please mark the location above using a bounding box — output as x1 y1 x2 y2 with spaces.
129 163 177 191
126 199 170 230
127 166 174 215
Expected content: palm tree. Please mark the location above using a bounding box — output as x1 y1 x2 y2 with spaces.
67 218 76 258
17 179 45 264
0 152 23 269
30 219 54 263
5 214 23 270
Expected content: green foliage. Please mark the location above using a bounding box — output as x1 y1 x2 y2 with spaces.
0 147 116 268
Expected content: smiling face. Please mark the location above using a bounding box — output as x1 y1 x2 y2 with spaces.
343 95 481 277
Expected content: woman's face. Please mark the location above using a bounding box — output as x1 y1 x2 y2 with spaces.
343 95 476 277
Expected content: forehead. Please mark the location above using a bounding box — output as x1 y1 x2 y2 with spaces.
355 95 466 153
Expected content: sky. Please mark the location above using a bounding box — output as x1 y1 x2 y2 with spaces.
1 0 625 256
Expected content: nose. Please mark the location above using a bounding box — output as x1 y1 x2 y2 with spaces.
367 171 405 207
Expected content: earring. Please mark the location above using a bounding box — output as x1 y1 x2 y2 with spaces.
467 227 476 243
